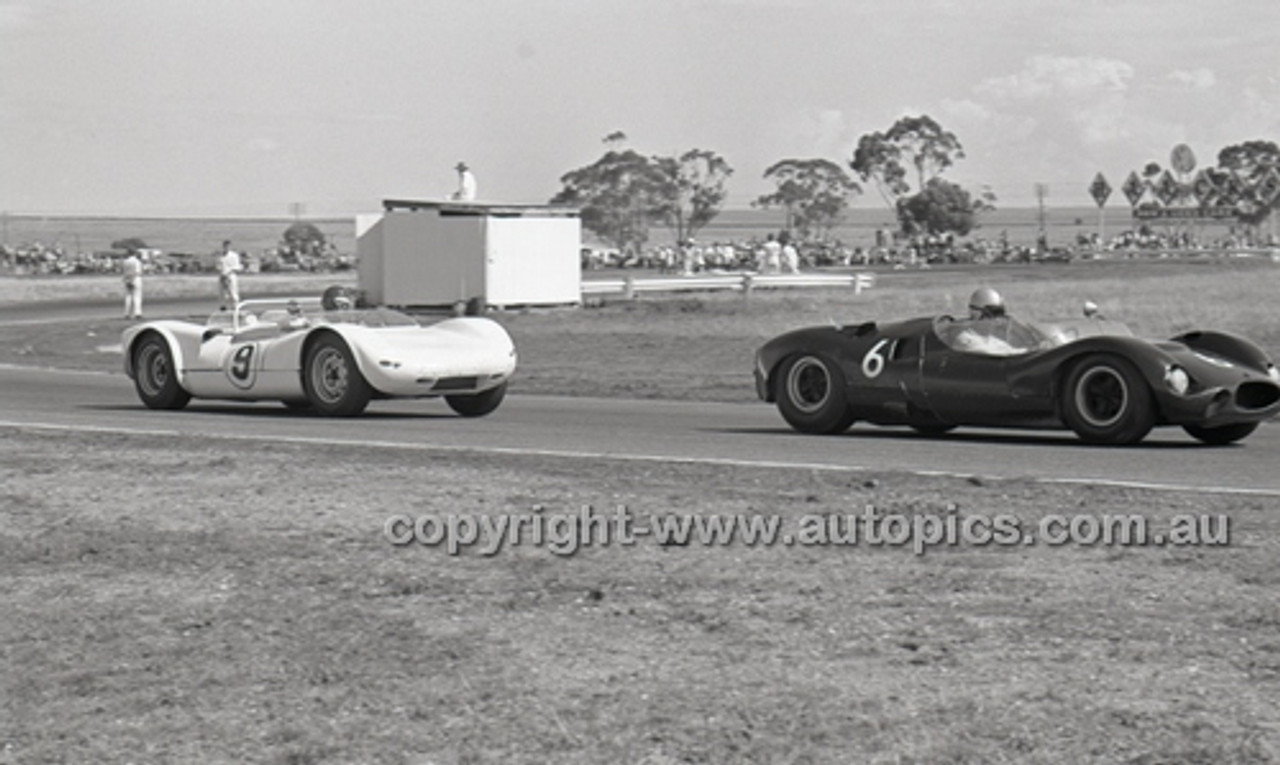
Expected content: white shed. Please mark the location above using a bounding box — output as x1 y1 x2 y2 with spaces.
357 199 581 308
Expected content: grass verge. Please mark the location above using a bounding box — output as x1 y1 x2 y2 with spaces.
2 428 1278 763
0 272 357 305
3 259 1278 403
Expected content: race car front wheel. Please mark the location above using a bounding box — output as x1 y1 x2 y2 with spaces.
446 383 507 417
1061 354 1154 445
132 333 191 410
776 354 855 434
303 333 373 416
1183 421 1257 445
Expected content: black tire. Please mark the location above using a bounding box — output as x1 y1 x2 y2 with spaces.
303 334 372 416
775 354 856 434
446 383 507 417
1061 354 1155 445
132 333 191 410
1182 422 1258 445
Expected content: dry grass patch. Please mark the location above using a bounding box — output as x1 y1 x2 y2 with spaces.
0 272 356 305
1 260 1278 405
2 428 1278 763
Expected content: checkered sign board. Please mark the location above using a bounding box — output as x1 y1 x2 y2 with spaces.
1121 172 1146 206
1089 172 1112 207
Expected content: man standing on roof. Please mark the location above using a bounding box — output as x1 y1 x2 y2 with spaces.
452 161 477 201
218 240 243 311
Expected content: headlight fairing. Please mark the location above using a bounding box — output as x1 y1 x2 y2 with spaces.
1164 365 1191 395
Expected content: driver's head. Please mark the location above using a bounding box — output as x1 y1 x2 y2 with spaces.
321 285 353 311
968 287 1006 320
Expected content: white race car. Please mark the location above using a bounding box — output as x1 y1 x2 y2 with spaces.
122 289 516 417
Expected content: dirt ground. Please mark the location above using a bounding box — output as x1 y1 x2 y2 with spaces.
2 428 1278 764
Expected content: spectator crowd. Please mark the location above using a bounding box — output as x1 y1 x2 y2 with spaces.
0 241 356 277
3 223 1275 280
580 225 1280 273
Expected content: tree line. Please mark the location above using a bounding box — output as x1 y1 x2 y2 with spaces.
552 119 1278 254
550 116 995 254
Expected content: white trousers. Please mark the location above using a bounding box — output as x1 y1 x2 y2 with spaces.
124 279 142 318
220 273 240 308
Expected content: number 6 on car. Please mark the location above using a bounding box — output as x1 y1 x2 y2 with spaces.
861 339 890 379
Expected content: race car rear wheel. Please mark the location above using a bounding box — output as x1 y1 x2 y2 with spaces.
1182 422 1258 445
446 383 507 417
1061 354 1154 445
776 354 855 434
303 333 372 416
132 333 190 410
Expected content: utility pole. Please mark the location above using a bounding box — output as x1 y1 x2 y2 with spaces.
1034 183 1049 252
1088 172 1113 253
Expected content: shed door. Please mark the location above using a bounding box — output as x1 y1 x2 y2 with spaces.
484 216 582 305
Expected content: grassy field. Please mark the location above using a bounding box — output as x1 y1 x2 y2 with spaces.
0 272 357 305
2 430 1278 764
3 258 1278 403
513 257 1280 401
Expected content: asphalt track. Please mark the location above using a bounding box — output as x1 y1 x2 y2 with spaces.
3 362 1279 496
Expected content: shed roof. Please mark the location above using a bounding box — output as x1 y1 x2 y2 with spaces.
381 199 579 217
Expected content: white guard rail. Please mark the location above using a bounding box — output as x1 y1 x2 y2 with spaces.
581 272 875 298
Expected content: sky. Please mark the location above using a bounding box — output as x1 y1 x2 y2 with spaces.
2 0 1278 216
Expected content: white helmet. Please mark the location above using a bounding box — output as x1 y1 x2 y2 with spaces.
968 287 1005 319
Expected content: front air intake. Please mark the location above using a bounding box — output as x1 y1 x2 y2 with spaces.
432 376 479 392
1237 382 1280 410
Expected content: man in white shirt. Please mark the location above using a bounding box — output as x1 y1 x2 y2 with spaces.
452 161 477 201
760 234 782 274
218 240 243 310
122 250 143 319
781 241 800 274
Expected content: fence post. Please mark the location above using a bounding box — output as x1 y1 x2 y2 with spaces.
623 274 636 300
742 273 754 299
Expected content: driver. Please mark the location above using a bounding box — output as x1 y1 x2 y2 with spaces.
321 285 354 311
968 287 1006 320
950 287 1026 355
280 299 309 329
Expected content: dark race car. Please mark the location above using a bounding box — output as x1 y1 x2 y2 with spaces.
754 304 1280 445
